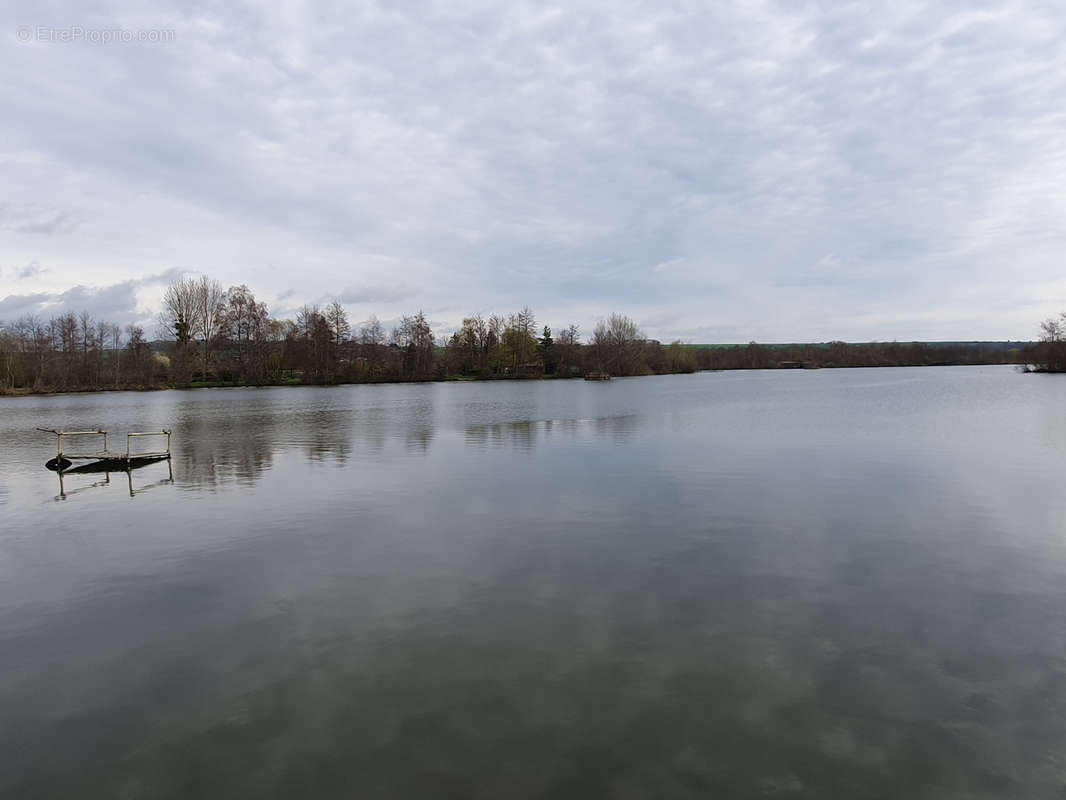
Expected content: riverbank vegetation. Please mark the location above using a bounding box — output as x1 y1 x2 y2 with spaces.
1024 312 1066 372
0 274 1034 394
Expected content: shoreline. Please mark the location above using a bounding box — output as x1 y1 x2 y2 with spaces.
0 361 1036 399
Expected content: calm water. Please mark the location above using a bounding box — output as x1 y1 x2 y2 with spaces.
2 366 1066 798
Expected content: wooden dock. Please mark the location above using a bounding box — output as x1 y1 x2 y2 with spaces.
38 428 172 471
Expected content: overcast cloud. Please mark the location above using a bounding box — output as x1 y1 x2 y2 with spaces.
1 1 1064 341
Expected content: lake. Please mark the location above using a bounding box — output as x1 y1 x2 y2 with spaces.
2 366 1066 798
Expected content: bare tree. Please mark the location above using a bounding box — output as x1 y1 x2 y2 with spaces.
158 274 226 382
223 286 273 384
505 307 538 375
225 285 260 381
160 276 201 384
0 324 13 390
359 315 385 377
487 314 506 374
326 301 350 346
78 311 98 388
110 323 122 386
125 324 153 386
195 275 227 382
391 311 435 378
15 314 48 388
557 323 581 375
55 312 78 388
592 313 645 376
450 314 491 374
1033 312 1066 372
326 301 350 376
296 305 320 340
160 277 200 345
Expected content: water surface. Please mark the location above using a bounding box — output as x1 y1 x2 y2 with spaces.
2 366 1066 798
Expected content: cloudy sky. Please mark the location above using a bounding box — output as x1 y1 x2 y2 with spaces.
2 0 1065 342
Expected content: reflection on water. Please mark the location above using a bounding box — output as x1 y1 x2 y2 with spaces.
53 471 113 500
171 394 638 488
53 460 175 500
171 392 440 488
464 415 638 451
174 408 281 489
2 368 1066 798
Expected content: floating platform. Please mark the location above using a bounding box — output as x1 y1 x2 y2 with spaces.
38 428 171 472
46 454 172 472
584 371 611 381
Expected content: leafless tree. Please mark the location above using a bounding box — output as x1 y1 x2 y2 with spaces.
225 285 268 381
159 276 200 345
505 307 538 375
160 276 200 384
1033 312 1066 372
125 324 154 386
592 313 645 376
556 323 581 375
0 324 13 390
195 275 227 382
326 301 351 373
392 311 435 378
110 323 122 386
359 315 386 377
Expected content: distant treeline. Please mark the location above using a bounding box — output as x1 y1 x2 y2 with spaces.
0 274 1040 394
690 340 1029 371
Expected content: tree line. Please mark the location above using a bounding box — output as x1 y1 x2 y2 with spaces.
1025 311 1066 372
0 275 698 392
696 339 1025 371
0 311 157 392
0 273 1037 393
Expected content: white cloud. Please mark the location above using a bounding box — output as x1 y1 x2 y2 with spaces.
1 0 1065 340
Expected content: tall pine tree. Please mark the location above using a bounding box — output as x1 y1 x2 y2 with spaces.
538 325 555 375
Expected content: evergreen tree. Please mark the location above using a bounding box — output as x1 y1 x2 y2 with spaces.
538 325 555 374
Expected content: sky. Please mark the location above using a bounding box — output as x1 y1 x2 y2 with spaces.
1 0 1065 343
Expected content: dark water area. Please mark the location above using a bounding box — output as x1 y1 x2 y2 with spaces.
2 366 1066 798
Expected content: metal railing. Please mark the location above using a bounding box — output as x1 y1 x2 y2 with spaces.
37 428 172 461
36 428 107 459
126 430 172 458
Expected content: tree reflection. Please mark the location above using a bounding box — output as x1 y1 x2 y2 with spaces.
174 410 281 490
463 415 639 452
170 392 442 489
